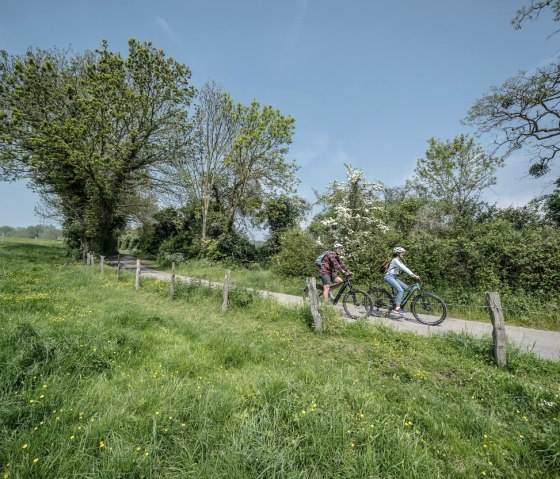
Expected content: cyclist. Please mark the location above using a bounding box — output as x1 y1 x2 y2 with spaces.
318 243 353 302
382 246 420 316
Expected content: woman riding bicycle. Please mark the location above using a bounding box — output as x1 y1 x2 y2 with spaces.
382 247 420 317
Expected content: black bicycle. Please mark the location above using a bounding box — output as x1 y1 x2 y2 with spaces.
303 276 373 320
367 282 447 325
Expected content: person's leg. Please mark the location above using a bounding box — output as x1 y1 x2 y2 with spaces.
319 273 332 301
393 279 409 310
384 275 407 310
328 275 343 297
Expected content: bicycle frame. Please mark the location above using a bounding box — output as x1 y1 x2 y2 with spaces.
313 276 356 304
329 277 352 304
398 282 421 308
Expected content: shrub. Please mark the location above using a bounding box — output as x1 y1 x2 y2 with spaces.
273 228 321 278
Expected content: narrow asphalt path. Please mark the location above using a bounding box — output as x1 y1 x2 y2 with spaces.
107 256 560 361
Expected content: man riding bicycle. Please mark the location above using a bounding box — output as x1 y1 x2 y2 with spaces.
317 243 353 302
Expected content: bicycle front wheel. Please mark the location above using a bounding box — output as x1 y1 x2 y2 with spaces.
411 293 447 325
367 287 394 317
342 289 373 320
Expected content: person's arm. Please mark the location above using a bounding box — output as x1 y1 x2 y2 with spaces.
395 258 419 279
332 254 352 275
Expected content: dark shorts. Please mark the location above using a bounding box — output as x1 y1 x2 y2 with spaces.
319 272 339 286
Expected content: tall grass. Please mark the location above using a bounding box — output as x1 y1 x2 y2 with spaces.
1 239 559 478
155 258 304 295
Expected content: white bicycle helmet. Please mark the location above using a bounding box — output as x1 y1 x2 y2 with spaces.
333 243 344 249
393 246 406 254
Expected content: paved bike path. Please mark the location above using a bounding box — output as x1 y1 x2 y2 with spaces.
108 256 560 361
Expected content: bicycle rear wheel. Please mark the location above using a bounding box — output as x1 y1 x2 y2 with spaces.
366 287 394 317
411 293 447 325
342 289 373 320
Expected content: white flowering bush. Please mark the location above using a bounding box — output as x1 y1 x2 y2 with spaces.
313 164 389 279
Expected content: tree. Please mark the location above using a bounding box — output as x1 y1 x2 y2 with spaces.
465 63 560 177
512 0 560 29
0 39 195 255
316 164 386 246
314 164 386 279
260 194 309 233
159 81 237 250
222 100 298 232
465 1 560 177
158 89 297 256
258 194 310 256
412 135 504 220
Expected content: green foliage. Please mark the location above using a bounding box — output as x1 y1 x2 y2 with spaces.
222 100 298 231
412 135 504 220
205 230 258 265
273 227 321 278
161 82 299 253
0 39 195 255
258 194 311 257
134 206 199 259
545 177 560 226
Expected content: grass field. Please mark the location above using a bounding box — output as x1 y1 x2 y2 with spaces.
1 238 559 478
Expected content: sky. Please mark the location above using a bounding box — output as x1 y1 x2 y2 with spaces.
1 0 559 227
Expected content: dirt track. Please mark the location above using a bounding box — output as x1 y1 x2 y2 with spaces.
106 255 560 361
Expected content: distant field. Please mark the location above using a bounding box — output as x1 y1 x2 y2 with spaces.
1 239 559 478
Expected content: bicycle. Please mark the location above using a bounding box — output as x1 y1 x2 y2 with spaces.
303 276 373 320
367 282 447 326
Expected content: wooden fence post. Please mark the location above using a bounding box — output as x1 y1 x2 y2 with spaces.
485 292 507 368
170 262 176 300
117 254 121 279
135 259 141 290
91 253 95 266
100 256 105 274
86 252 91 266
306 277 323 332
222 269 231 312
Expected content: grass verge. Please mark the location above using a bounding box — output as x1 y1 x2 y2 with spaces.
1 239 559 478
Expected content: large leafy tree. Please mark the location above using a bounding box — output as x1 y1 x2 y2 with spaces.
466 0 560 177
159 89 297 255
160 81 237 249
412 135 504 220
0 39 194 255
222 100 298 232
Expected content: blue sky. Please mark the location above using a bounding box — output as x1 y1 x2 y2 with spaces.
1 0 559 227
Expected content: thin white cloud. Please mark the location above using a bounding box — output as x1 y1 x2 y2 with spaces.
155 16 180 43
287 0 309 46
293 132 351 168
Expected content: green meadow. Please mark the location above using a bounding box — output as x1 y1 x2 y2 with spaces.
1 239 559 478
